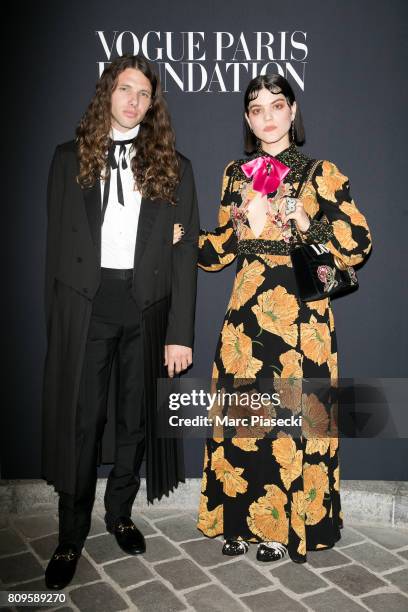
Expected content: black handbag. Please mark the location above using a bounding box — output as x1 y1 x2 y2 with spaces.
289 159 359 302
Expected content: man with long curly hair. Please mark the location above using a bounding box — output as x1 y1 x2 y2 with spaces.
42 54 199 589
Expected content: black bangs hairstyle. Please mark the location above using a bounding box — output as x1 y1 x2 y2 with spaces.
243 74 305 153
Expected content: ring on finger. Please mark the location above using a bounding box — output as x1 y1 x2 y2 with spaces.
285 197 297 215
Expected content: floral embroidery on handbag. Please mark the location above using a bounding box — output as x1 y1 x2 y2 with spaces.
317 265 339 292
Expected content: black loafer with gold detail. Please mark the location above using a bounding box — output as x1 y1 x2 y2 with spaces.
106 516 146 555
45 543 80 589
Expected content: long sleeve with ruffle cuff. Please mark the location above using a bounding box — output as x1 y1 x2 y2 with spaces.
198 162 237 271
301 160 372 267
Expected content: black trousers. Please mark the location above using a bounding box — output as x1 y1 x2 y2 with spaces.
59 269 145 549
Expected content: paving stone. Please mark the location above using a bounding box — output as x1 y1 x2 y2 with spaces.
13 515 58 539
104 556 154 588
352 525 408 550
70 555 99 585
361 592 408 611
155 557 210 590
154 515 202 542
129 514 157 536
21 533 98 584
9 577 47 590
141 508 181 521
241 588 307 611
0 552 43 585
397 549 408 560
306 547 352 568
209 559 272 594
70 581 127 612
9 578 53 612
384 567 408 593
185 583 246 611
394 486 408 528
0 515 9 529
321 564 388 596
181 538 234 567
30 533 58 560
143 535 181 563
270 561 328 594
335 526 366 548
343 541 403 572
128 580 186 611
0 528 27 555
88 516 107 536
84 533 128 564
302 587 368 611
9 578 70 612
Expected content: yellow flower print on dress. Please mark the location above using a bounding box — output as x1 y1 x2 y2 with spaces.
232 437 259 452
291 490 306 555
228 259 265 311
201 471 207 493
303 463 329 525
307 298 329 317
327 352 338 380
261 254 292 269
247 484 289 543
220 323 263 379
328 308 335 332
332 220 358 252
211 446 248 497
333 465 340 492
273 349 303 412
330 437 338 458
298 180 319 218
197 494 223 537
272 436 303 490
301 393 330 441
316 161 347 202
339 201 370 228
305 438 330 456
218 205 231 227
199 226 235 253
301 315 331 366
252 285 299 347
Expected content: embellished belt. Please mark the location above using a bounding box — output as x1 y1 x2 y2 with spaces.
237 239 292 256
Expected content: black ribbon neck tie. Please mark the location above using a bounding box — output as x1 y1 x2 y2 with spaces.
101 138 134 224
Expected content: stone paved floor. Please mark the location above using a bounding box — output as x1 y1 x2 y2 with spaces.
0 507 408 611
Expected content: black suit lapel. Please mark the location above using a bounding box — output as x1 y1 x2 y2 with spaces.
133 196 163 268
83 182 102 260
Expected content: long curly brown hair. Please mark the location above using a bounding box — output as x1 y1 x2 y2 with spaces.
76 54 179 202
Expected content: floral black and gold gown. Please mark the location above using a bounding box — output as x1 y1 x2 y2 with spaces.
196 143 372 563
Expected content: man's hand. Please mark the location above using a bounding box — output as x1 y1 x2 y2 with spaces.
164 345 192 377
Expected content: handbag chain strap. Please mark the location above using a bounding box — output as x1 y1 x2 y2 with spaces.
290 159 322 244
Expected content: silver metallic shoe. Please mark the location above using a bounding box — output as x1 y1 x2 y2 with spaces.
222 539 250 556
256 541 287 562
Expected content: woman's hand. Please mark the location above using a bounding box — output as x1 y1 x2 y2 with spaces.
173 223 184 244
278 197 311 233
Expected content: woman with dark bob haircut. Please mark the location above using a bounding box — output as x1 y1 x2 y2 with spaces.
195 74 372 563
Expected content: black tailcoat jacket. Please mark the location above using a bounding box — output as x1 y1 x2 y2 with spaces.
42 140 199 503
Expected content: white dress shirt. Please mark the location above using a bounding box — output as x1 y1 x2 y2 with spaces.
100 124 142 269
